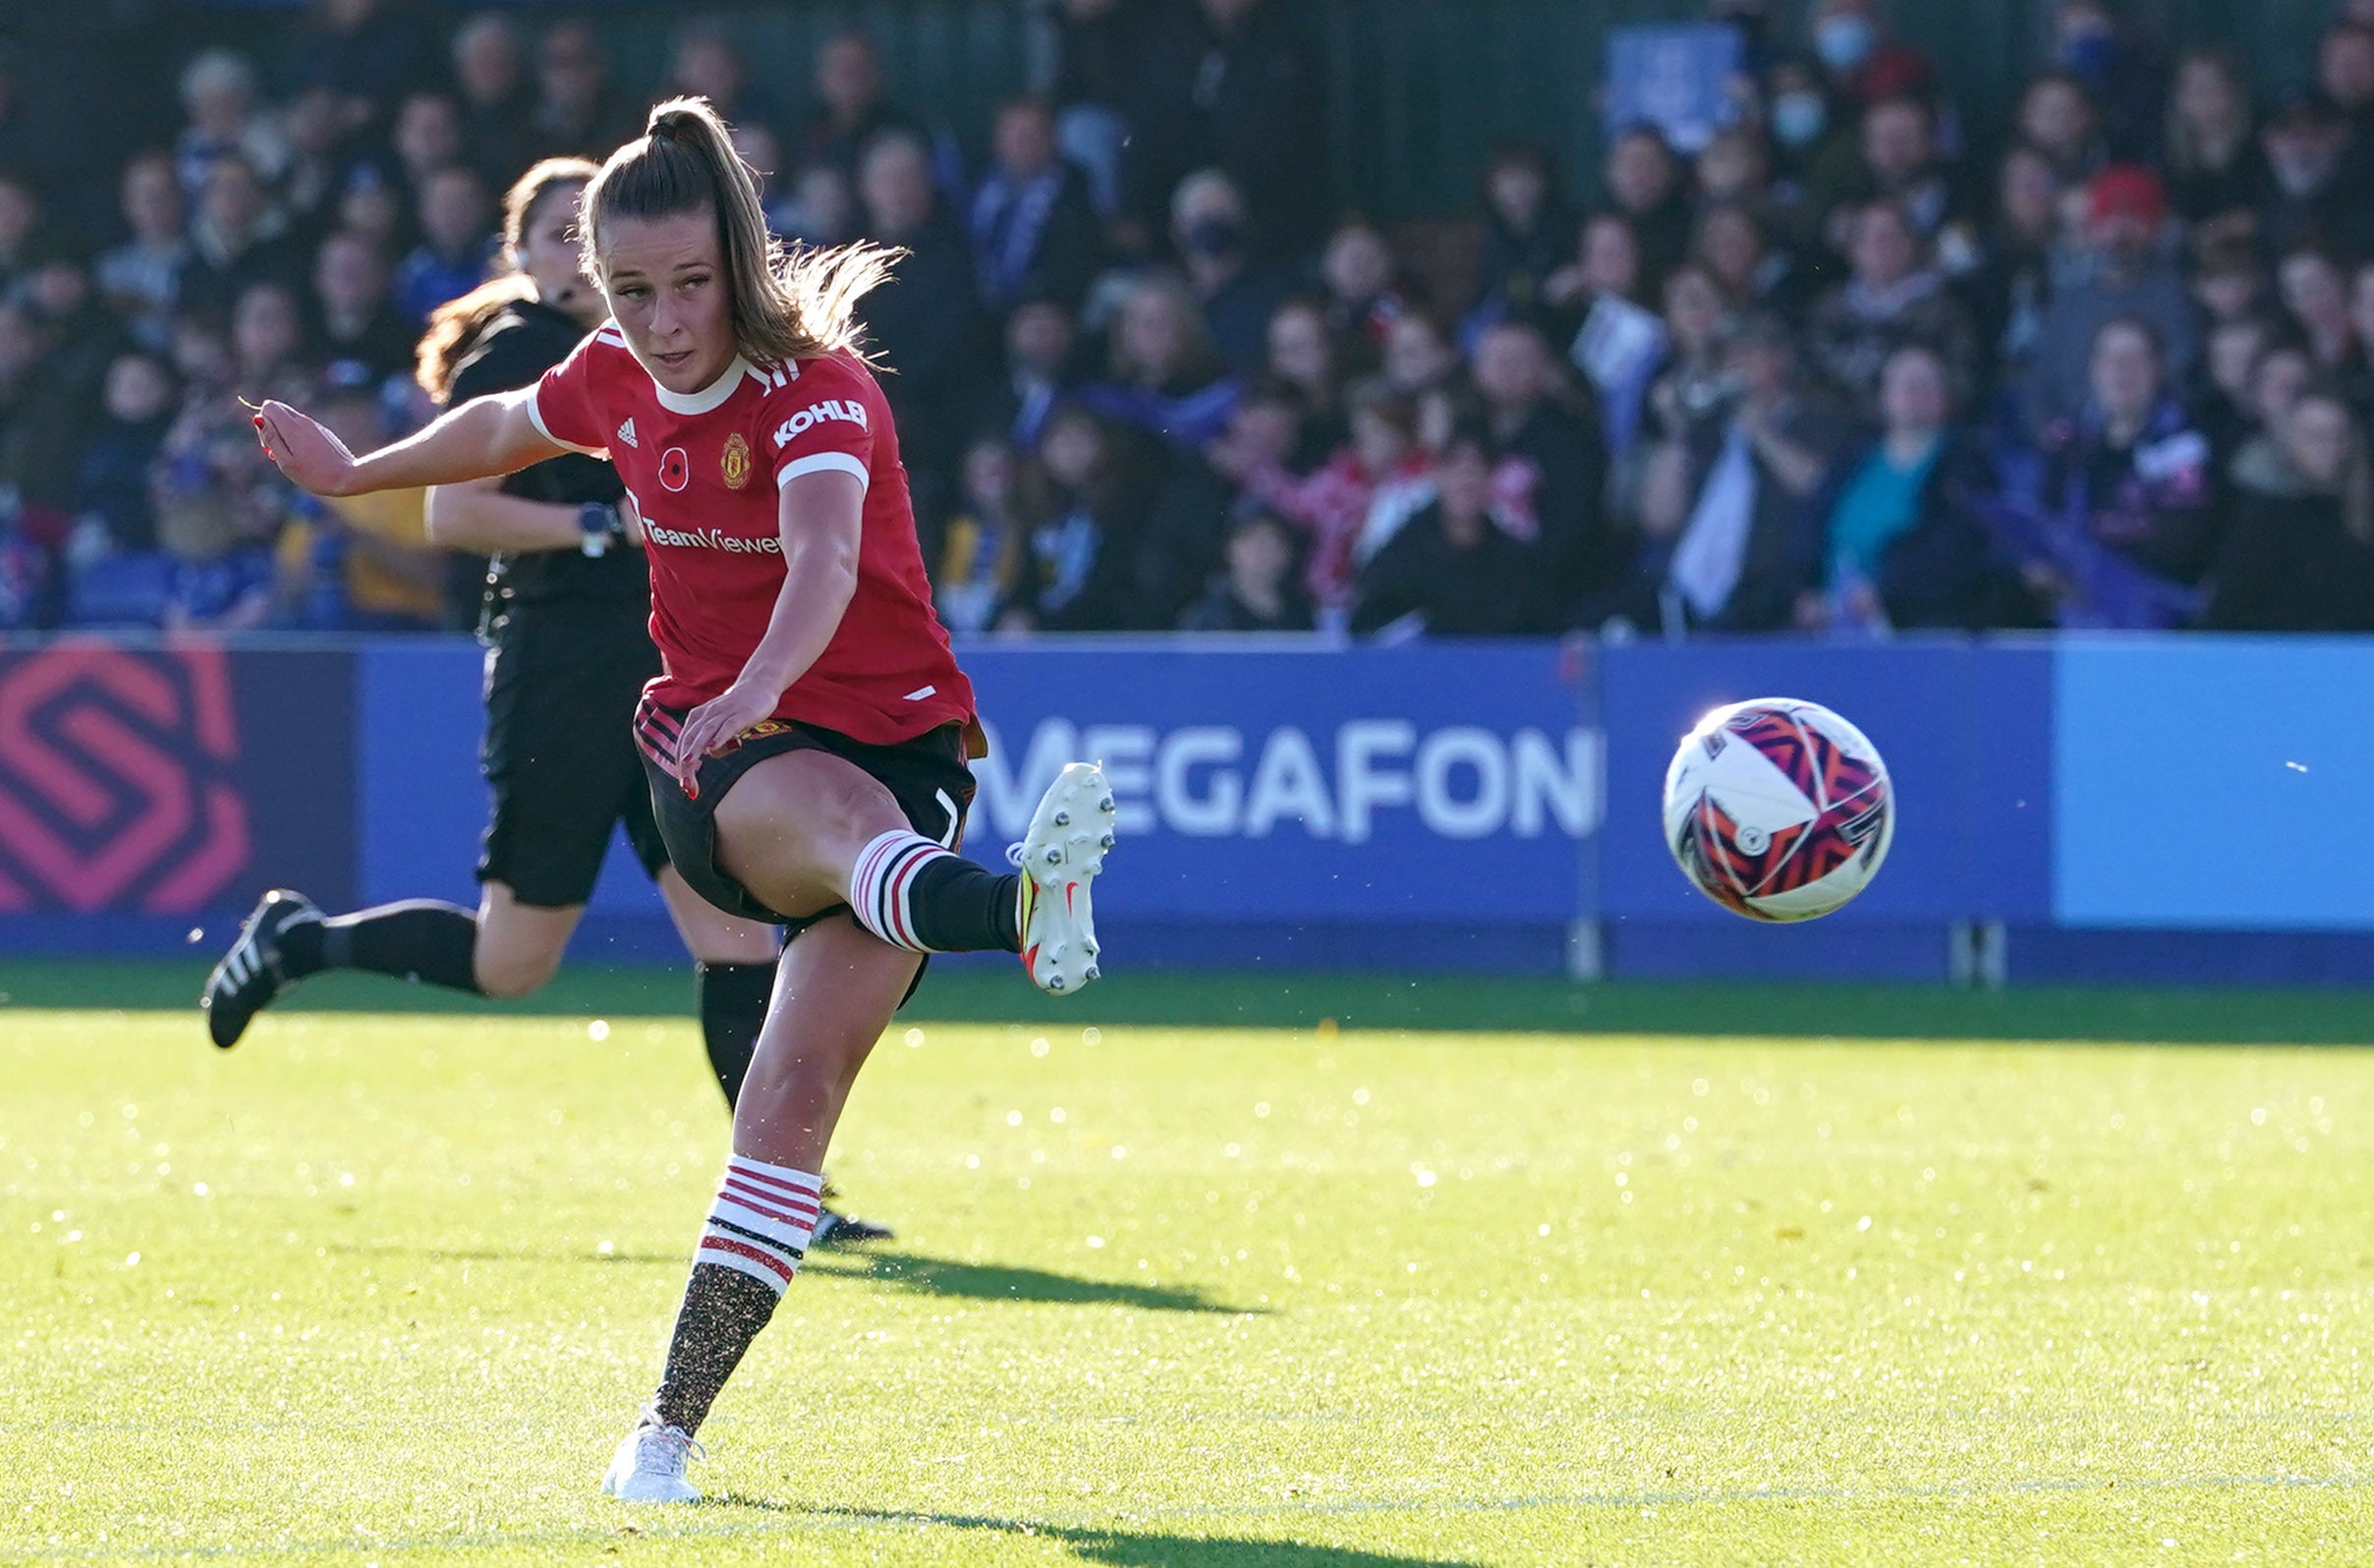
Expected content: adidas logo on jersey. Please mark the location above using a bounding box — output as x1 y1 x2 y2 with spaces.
616 419 639 449
772 400 867 450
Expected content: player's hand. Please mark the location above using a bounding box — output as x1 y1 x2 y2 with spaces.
251 401 360 496
672 680 777 793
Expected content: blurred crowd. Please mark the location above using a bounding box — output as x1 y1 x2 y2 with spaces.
2 0 2373 637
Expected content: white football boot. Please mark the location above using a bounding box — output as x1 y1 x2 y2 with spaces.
600 1411 704 1503
1011 762 1115 996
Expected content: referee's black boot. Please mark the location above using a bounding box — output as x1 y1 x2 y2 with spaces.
200 890 323 1049
811 1205 894 1248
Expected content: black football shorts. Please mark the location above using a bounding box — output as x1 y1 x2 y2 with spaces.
634 697 977 932
479 601 670 908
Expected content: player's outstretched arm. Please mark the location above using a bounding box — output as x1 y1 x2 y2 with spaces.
668 470 864 789
253 388 566 499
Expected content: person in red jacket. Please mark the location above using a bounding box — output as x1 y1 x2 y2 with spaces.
244 97 1115 1504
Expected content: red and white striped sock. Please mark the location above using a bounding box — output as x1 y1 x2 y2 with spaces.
696 1154 822 1296
849 829 953 953
848 829 1021 954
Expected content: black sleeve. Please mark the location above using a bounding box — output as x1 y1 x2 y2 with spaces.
447 325 623 509
446 325 547 405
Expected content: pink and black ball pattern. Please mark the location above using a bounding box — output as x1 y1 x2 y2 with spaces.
1664 700 1894 923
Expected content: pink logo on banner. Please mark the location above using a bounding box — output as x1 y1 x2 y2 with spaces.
0 642 253 912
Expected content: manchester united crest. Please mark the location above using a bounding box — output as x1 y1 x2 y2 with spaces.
720 431 752 490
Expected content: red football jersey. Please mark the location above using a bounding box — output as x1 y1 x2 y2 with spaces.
529 325 975 746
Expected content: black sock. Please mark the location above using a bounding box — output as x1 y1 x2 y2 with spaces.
908 856 1023 952
282 901 482 993
696 959 777 1109
651 1262 782 1435
848 831 1022 953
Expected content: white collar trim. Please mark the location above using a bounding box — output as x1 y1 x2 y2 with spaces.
647 355 756 415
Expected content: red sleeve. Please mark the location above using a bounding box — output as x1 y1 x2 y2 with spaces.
528 332 610 455
762 358 876 494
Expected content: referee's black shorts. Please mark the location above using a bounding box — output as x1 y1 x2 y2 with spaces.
633 696 976 932
479 599 671 908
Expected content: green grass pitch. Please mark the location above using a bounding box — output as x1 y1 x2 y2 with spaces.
4 986 2371 1565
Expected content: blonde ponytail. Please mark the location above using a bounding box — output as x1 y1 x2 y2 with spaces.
583 95 901 365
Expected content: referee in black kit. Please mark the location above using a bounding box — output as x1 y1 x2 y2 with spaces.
203 158 889 1245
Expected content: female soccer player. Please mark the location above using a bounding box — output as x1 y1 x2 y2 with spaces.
201 160 801 1118
247 98 1111 1503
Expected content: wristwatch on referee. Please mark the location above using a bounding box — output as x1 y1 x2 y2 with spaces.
578 502 623 558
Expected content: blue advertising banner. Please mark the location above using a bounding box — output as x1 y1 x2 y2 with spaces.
15 633 2374 977
1595 638 2055 924
2054 639 2374 929
961 642 1595 924
0 641 353 952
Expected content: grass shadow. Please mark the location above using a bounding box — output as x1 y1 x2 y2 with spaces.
802 1247 1265 1316
803 1508 1473 1566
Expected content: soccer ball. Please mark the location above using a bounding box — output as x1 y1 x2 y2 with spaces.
1662 698 1894 922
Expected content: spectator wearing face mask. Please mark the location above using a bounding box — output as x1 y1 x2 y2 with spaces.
970 97 1104 314
1168 169 1288 376
1807 0 1937 112
2050 0 2164 161
2206 386 2374 631
1124 0 1329 259
2024 165 2194 429
1763 54 1861 237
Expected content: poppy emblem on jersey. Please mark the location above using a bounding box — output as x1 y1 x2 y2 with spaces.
658 446 690 492
720 431 752 490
